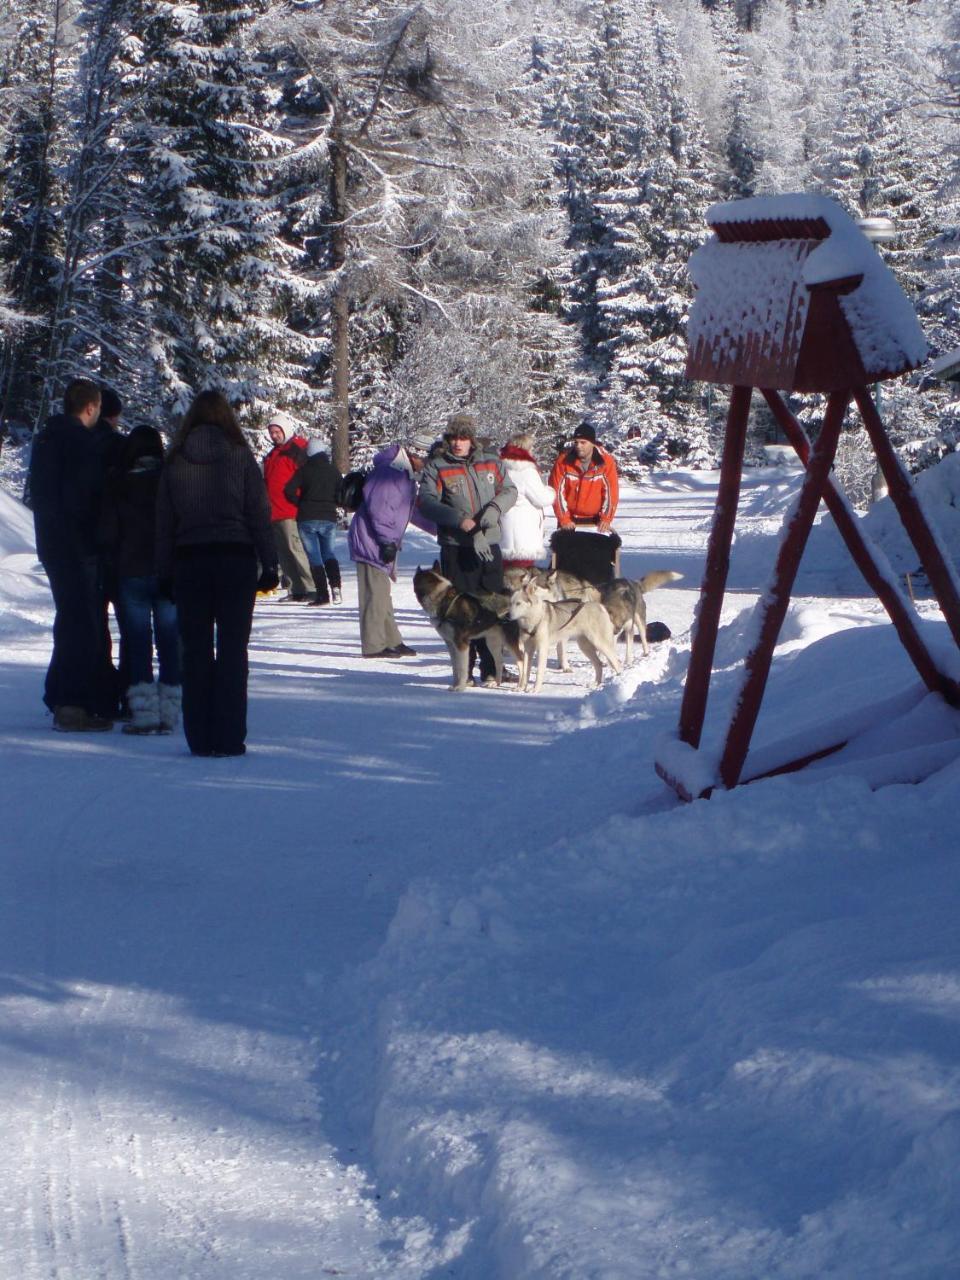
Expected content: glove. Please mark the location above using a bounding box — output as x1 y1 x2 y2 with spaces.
473 529 494 562
379 541 398 564
476 504 498 531
257 567 280 593
157 576 175 604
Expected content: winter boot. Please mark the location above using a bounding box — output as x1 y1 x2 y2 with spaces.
122 682 160 734
157 683 182 734
325 557 342 604
308 563 330 606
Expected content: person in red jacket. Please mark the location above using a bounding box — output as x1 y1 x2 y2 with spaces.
262 413 314 601
549 423 619 531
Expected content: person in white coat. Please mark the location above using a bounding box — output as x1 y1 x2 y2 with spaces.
497 432 556 570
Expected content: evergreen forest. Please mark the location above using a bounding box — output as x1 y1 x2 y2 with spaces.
0 0 957 489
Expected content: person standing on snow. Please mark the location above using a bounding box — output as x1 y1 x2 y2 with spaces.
262 412 313 602
156 391 278 757
498 431 556 574
283 438 343 606
348 434 436 658
549 422 621 583
417 413 517 685
98 425 181 734
29 378 116 731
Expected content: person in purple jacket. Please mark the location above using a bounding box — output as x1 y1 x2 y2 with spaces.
348 434 437 658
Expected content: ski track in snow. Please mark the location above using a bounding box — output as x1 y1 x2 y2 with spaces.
3 467 960 1277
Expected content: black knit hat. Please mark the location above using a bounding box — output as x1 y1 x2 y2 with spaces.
573 422 596 443
100 386 123 418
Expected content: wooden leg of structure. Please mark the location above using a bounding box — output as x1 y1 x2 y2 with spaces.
763 389 960 705
678 385 752 749
718 391 849 790
856 388 960 655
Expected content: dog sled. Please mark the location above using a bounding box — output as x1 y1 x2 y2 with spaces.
550 527 621 586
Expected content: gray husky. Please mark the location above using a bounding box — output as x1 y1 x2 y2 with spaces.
508 579 623 694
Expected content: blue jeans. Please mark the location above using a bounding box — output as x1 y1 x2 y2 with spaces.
297 520 337 566
116 575 181 686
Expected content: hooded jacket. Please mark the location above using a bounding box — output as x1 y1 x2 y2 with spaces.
498 446 556 562
348 444 435 577
155 423 276 578
550 442 619 527
263 434 308 521
283 451 342 523
417 441 517 547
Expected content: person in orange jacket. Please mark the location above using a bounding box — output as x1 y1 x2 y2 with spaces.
549 423 619 532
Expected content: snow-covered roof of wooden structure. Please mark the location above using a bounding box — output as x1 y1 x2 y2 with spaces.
685 194 928 392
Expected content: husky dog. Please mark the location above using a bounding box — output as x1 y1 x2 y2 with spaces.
506 566 679 670
508 580 623 694
598 571 682 662
413 566 522 691
503 566 601 672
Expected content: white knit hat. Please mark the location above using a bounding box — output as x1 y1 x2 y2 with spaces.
306 437 326 457
266 410 297 439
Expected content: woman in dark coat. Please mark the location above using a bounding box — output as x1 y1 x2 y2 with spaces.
100 425 181 734
156 391 279 757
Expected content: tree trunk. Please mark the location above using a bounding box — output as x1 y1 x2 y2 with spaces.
329 134 350 474
99 221 124 387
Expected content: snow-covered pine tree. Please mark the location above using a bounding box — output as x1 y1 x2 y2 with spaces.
33 0 148 425
0 0 76 433
124 0 305 418
591 2 716 470
259 0 574 467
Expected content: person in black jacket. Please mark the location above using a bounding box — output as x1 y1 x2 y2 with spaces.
283 438 343 605
156 391 278 758
28 379 115 731
99 425 181 734
91 385 127 713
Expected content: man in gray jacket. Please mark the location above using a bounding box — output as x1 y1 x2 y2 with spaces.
417 413 517 685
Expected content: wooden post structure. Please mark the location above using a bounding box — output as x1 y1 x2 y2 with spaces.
655 194 959 801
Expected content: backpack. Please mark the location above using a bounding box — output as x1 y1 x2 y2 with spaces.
338 468 368 512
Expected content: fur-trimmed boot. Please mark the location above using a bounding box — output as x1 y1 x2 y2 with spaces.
325 557 342 604
157 683 182 734
308 563 330 606
122 682 160 734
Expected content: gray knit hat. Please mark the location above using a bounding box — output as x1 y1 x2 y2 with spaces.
408 429 437 453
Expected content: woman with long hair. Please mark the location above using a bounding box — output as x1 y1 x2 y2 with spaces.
156 390 278 756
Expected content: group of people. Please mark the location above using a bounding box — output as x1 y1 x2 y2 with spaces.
349 414 620 682
29 380 620 754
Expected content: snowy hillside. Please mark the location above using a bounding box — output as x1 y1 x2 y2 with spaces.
2 467 959 1278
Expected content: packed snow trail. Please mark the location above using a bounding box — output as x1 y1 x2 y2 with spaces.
3 468 960 1277
0 479 710 1278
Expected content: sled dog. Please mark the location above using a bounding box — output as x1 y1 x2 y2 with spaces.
505 566 680 670
413 566 522 691
598 571 682 662
508 580 623 694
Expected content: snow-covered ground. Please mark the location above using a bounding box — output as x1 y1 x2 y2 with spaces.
2 457 959 1278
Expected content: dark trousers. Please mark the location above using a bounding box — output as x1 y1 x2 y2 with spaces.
174 546 258 755
42 554 116 716
440 541 504 681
